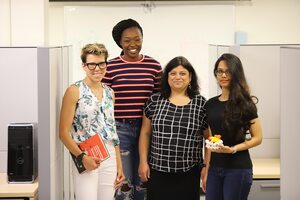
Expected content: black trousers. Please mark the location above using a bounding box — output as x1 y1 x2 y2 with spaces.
147 165 201 200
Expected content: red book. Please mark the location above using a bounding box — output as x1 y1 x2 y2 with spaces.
79 134 110 161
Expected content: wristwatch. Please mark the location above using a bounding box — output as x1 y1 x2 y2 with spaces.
76 152 86 164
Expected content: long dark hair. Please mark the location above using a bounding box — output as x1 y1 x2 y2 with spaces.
161 56 200 99
214 53 258 142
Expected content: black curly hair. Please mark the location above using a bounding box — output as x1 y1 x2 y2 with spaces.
112 18 143 49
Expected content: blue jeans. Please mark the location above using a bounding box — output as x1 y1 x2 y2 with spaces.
206 167 253 200
115 119 146 200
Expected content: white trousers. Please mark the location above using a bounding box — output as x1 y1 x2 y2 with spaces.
72 142 117 200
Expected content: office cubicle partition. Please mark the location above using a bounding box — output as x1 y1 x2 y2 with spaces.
209 44 300 199
280 47 300 199
0 46 70 200
209 44 284 159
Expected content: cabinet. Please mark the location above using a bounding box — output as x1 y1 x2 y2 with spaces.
249 180 280 200
248 159 280 200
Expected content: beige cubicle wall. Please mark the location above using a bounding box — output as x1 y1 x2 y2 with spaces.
209 44 282 200
209 44 300 200
209 44 284 158
0 47 39 172
280 47 300 199
238 45 281 158
37 46 70 200
0 46 70 200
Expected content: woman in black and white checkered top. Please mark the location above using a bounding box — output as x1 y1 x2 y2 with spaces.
138 56 209 200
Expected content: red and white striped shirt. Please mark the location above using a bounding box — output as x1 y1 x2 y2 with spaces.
102 55 162 119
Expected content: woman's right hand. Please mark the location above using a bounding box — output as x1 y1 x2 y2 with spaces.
82 155 101 171
138 162 150 182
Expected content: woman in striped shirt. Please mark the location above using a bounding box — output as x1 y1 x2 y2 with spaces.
102 18 162 200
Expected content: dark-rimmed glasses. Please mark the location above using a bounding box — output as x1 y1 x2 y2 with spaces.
215 69 231 77
85 62 107 70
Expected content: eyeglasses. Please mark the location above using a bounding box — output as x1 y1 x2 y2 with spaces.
215 69 231 77
85 62 107 70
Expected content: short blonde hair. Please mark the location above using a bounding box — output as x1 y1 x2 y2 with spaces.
80 43 109 63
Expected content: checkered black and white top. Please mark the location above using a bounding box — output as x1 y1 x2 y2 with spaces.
144 93 208 173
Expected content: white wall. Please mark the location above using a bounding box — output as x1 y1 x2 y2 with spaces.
1 1 299 56
0 0 11 46
62 4 235 99
47 0 300 98
0 0 48 46
48 0 300 47
235 0 300 44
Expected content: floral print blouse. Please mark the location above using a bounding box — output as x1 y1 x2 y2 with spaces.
71 80 120 146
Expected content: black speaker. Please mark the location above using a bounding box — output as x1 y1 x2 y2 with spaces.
7 123 38 183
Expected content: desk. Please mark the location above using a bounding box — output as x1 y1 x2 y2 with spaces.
252 158 280 179
249 158 280 200
0 173 38 200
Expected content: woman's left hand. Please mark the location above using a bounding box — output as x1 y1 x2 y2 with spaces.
114 167 125 189
210 144 232 154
